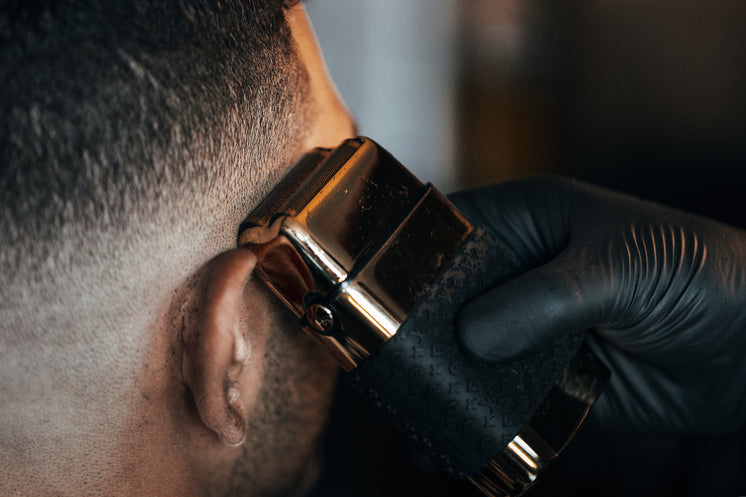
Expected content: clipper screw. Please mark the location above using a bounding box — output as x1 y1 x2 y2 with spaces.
306 303 335 335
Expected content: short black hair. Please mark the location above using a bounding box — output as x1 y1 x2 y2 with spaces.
0 0 307 279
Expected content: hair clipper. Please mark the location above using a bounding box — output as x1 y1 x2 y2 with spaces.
237 137 609 496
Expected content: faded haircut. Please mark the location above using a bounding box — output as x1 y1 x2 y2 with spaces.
0 0 310 373
0 0 309 302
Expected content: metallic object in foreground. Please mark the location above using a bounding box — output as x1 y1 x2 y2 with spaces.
238 137 609 496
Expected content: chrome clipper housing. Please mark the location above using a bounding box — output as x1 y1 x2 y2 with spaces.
238 137 608 496
238 137 472 370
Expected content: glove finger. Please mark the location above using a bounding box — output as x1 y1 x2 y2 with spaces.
457 254 602 363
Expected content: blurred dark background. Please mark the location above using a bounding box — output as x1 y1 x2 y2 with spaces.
456 0 745 227
307 1 745 495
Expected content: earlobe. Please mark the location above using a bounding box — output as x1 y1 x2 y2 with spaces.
179 248 263 445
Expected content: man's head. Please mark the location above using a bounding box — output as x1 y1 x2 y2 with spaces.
0 1 354 495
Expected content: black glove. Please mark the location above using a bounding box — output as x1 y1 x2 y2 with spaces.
450 176 746 433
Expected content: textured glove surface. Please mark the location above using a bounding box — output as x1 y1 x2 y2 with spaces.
451 177 746 433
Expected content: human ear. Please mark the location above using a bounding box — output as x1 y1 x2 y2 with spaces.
179 248 264 445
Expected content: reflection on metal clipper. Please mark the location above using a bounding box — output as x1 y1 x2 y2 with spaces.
238 137 609 496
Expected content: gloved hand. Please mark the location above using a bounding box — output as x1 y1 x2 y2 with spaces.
450 176 746 433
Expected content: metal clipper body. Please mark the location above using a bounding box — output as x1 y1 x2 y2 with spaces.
238 137 608 496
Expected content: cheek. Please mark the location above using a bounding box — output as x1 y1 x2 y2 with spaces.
255 280 340 414
264 301 339 429
229 286 339 496
264 321 339 475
